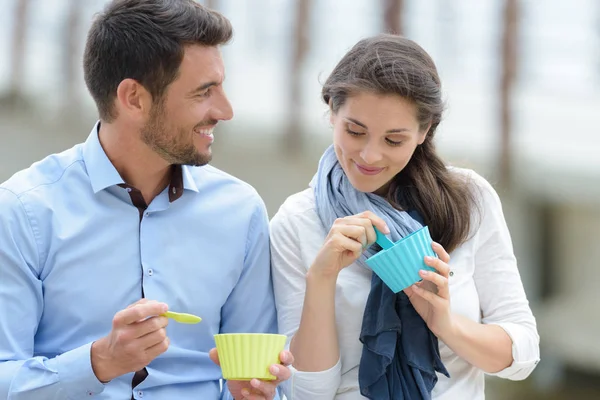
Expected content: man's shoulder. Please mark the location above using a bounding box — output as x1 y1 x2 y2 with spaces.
190 164 263 202
0 144 85 199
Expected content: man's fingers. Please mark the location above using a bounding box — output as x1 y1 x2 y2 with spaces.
126 298 150 309
130 315 169 339
144 335 170 359
125 299 155 323
114 302 168 327
208 348 220 366
137 327 168 349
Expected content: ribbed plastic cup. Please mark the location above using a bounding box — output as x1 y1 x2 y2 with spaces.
214 333 287 380
365 226 437 293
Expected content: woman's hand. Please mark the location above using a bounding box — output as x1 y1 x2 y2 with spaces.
310 211 389 277
404 241 455 337
210 348 295 400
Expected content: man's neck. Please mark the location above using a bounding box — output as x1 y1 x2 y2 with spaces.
98 121 172 205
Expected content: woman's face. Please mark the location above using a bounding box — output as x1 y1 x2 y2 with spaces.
331 92 428 194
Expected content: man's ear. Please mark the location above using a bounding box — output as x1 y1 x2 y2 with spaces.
115 78 152 120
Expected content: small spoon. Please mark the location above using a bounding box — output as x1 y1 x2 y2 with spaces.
374 227 394 250
162 311 202 324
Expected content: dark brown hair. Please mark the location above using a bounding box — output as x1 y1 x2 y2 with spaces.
322 34 477 252
84 0 232 121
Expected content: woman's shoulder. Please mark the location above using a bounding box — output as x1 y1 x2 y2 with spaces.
447 166 506 242
274 187 316 216
270 187 322 235
447 166 491 187
447 166 499 201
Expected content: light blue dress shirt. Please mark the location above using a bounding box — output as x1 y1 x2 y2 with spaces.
0 124 277 399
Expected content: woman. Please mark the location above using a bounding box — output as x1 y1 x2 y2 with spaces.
269 34 539 400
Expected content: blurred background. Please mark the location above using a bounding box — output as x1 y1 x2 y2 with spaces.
1 0 599 398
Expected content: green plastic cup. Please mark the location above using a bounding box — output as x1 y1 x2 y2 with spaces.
214 333 287 380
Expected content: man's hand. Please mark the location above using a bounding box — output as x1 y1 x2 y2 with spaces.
91 299 170 383
209 347 295 400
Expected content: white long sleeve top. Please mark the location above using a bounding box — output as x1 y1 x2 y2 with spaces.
270 168 540 400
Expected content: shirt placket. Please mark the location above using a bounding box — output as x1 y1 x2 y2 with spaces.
121 185 150 396
119 166 183 399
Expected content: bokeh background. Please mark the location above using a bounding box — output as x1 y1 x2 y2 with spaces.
1 0 599 399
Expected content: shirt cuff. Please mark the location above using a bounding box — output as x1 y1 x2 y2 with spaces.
220 381 234 400
487 322 540 380
51 342 106 399
282 358 342 400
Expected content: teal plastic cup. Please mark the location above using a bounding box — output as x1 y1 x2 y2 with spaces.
365 226 437 293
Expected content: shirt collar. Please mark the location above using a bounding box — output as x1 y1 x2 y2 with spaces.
167 164 199 202
83 121 200 200
181 164 199 194
83 121 125 194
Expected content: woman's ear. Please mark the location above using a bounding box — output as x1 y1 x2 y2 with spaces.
418 121 433 145
328 99 335 126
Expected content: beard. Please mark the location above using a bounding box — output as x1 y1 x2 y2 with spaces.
141 102 215 167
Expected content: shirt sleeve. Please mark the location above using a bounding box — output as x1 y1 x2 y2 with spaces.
0 188 105 399
220 196 278 335
218 196 279 399
470 176 541 380
270 207 342 400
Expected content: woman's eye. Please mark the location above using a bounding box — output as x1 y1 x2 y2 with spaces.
346 129 364 136
386 138 403 146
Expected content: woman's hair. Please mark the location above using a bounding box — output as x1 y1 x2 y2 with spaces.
322 34 477 252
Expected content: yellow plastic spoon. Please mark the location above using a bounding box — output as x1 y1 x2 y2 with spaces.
162 311 202 324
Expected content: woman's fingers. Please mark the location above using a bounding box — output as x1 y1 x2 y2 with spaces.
419 269 449 299
424 255 450 277
432 242 450 263
358 211 390 235
410 283 445 308
334 214 386 248
331 223 367 247
333 233 365 257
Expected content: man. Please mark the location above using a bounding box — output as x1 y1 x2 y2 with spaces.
0 1 292 399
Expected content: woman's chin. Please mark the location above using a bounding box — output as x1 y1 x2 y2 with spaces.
347 176 385 194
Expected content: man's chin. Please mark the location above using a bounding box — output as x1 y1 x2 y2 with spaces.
187 153 212 167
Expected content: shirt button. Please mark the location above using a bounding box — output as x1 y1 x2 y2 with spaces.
145 212 150 217
172 187 177 194
138 390 143 397
88 391 94 396
148 269 153 276
126 187 132 192
449 271 454 277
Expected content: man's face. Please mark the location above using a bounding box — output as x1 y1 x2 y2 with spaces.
141 45 233 166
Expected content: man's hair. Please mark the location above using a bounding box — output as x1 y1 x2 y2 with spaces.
83 0 232 121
